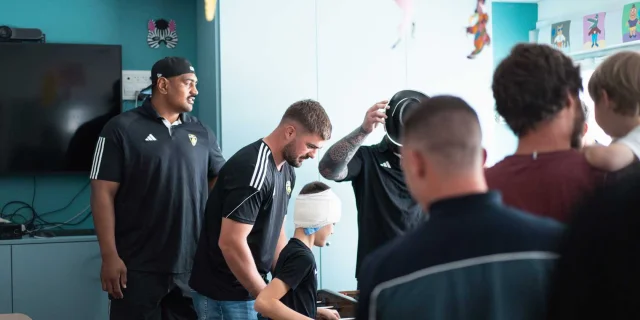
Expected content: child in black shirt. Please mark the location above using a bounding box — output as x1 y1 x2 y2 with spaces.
255 181 342 320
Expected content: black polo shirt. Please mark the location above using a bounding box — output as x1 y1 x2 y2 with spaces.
190 139 296 301
89 99 226 274
338 139 424 280
269 238 318 319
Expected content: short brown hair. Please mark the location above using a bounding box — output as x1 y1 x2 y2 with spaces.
281 99 332 140
588 51 640 116
493 43 583 137
403 95 482 170
299 181 330 195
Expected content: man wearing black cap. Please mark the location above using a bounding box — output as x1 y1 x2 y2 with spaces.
318 90 428 288
90 56 226 320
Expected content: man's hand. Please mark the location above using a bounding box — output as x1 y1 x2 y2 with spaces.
101 254 127 299
316 308 340 320
361 101 389 134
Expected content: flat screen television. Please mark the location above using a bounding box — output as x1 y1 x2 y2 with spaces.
0 43 122 175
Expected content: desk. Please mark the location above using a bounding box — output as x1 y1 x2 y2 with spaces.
317 289 358 318
0 236 108 320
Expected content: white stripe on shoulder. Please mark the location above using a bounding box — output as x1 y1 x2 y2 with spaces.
249 142 270 190
368 251 559 320
90 137 106 180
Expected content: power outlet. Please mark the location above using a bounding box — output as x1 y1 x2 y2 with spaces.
122 70 152 101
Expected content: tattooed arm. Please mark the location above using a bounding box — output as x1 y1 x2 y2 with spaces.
319 101 389 181
319 126 370 181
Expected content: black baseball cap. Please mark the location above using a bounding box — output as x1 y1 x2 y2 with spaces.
151 57 196 85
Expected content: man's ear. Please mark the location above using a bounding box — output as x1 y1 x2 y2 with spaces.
284 125 296 140
482 148 488 167
157 78 169 94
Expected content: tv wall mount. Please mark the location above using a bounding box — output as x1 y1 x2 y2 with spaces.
0 26 46 43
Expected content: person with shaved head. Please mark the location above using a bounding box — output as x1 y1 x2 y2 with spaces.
356 95 564 320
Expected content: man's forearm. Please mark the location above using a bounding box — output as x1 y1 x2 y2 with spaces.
91 196 118 258
221 241 267 297
319 126 369 180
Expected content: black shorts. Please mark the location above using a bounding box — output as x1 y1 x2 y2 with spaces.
109 271 197 320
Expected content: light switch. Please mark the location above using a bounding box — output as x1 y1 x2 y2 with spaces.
122 70 152 100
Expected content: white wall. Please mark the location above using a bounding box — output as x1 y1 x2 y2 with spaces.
219 0 494 291
538 0 631 22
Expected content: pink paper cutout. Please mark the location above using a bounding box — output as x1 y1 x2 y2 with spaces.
169 20 177 32
148 20 156 32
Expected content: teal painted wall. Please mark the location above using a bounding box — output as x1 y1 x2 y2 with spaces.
0 0 197 230
492 2 538 67
488 2 538 166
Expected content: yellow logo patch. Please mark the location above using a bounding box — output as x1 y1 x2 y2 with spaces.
188 134 197 146
285 181 292 195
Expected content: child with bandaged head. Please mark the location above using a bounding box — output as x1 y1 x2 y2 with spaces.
255 181 342 320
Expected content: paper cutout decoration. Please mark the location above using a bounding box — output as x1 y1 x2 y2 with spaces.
392 0 415 49
551 20 571 52
583 12 606 49
147 19 178 49
623 3 640 43
466 0 491 59
205 0 217 22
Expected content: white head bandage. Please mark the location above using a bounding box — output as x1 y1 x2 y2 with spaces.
293 189 342 229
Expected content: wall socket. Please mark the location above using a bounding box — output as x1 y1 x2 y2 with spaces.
122 70 152 101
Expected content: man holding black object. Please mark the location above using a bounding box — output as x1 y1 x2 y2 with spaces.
318 90 428 288
90 57 225 320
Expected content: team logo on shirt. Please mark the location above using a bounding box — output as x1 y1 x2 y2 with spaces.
188 134 197 146
286 180 292 195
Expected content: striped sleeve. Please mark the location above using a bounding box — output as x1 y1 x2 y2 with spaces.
89 121 124 182
221 142 272 224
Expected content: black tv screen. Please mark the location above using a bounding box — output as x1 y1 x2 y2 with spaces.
0 43 122 175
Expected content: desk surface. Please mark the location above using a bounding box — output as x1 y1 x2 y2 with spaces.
0 235 97 245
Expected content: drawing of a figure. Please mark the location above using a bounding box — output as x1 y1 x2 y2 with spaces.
587 14 601 47
554 24 567 48
629 4 639 38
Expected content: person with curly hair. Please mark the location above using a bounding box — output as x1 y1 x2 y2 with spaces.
485 43 605 223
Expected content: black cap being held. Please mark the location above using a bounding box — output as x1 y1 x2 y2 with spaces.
151 56 196 85
385 89 429 147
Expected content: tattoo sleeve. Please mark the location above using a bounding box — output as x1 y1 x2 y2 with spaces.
319 126 369 181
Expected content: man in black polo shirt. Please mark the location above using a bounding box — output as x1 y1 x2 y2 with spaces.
189 100 333 320
356 96 564 320
90 57 226 320
318 90 428 287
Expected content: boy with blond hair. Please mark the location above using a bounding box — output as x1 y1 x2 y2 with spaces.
584 51 640 171
255 181 342 320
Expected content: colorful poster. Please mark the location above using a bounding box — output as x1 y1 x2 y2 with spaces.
583 13 606 49
623 3 640 42
551 21 571 52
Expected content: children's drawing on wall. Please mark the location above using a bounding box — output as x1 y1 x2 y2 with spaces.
623 3 640 42
466 0 491 59
551 21 571 52
391 0 415 49
583 13 606 49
